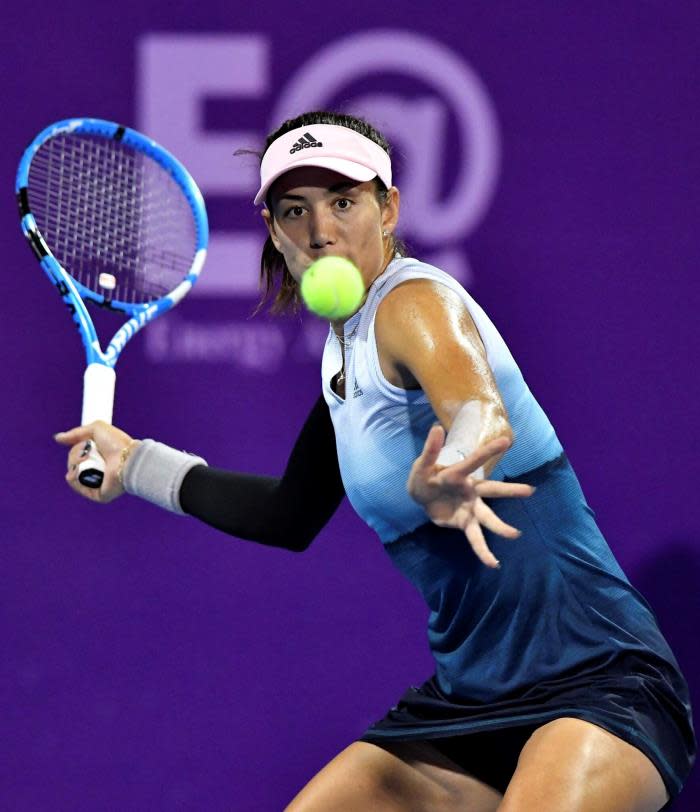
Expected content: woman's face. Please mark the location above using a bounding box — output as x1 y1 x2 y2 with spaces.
261 166 400 290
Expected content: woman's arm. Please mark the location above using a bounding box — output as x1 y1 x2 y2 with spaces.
56 395 345 553
375 278 533 567
180 395 345 552
374 277 513 476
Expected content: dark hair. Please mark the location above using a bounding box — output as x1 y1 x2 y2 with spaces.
253 111 407 315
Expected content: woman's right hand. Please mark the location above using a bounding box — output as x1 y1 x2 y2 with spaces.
54 421 140 504
408 426 534 568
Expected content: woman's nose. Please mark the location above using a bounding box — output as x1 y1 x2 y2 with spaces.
309 209 336 249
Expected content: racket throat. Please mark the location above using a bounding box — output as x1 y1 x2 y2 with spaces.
82 363 116 425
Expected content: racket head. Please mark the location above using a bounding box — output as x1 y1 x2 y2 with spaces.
16 118 208 322
16 119 208 434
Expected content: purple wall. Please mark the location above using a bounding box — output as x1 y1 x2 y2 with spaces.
2 3 697 808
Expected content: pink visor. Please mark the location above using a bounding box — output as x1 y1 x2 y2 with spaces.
254 123 392 206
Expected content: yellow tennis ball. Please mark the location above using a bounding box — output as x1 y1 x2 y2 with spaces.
300 256 365 319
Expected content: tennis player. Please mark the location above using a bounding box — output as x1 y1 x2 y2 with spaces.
57 111 695 811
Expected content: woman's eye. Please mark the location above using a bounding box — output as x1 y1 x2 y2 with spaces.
336 198 352 210
286 206 304 218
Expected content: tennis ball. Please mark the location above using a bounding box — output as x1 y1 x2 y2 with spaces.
300 256 365 319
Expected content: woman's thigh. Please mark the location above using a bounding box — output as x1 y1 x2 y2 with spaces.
284 739 503 812
499 717 670 812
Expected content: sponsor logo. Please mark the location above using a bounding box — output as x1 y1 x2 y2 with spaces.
137 31 501 366
289 132 323 154
353 378 364 398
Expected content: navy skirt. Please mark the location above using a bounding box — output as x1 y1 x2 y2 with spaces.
358 455 696 805
360 650 694 805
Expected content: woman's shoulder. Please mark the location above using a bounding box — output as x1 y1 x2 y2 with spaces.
372 261 486 365
371 256 469 306
385 255 462 283
370 256 512 372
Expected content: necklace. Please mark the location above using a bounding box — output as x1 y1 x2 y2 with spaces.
332 258 399 391
335 324 359 389
332 260 393 349
335 323 359 348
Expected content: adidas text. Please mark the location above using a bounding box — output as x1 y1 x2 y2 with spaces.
289 132 324 154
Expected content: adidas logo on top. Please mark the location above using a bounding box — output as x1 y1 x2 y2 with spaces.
289 132 324 154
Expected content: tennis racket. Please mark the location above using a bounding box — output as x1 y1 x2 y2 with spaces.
16 118 208 488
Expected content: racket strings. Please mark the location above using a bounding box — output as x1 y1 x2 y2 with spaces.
27 133 197 304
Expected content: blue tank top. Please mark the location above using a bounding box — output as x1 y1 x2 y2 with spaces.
321 257 563 542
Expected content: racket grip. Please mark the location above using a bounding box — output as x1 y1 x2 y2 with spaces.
78 447 106 489
79 363 115 488
82 363 116 425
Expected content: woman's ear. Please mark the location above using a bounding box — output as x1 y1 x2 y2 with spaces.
381 186 400 235
261 208 282 252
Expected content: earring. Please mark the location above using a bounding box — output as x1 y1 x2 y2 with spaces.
383 230 389 236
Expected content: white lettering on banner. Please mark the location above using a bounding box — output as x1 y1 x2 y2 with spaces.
137 35 269 296
201 232 264 295
272 30 500 242
144 316 287 372
136 30 499 364
290 319 332 363
138 34 267 192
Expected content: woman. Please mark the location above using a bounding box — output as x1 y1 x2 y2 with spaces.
56 111 694 810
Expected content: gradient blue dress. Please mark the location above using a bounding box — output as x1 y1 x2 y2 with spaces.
321 257 695 801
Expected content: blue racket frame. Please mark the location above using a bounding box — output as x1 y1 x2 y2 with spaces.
16 117 209 370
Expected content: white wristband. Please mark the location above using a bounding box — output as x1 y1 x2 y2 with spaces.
435 400 484 472
436 446 468 466
122 439 207 514
435 445 485 479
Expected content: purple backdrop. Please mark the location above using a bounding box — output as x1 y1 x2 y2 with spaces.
2 3 698 809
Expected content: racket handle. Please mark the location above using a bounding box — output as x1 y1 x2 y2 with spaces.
79 363 116 488
82 363 116 425
78 447 106 489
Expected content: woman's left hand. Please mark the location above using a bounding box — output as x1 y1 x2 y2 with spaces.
407 425 535 568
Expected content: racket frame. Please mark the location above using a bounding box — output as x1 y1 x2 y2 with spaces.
16 117 208 425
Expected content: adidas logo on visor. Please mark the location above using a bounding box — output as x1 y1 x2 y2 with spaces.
289 132 324 154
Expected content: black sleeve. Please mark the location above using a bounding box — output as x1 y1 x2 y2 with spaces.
179 395 345 552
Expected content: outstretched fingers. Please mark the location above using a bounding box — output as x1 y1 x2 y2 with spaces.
447 435 512 480
476 480 536 499
415 424 446 472
474 499 522 539
465 519 500 569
